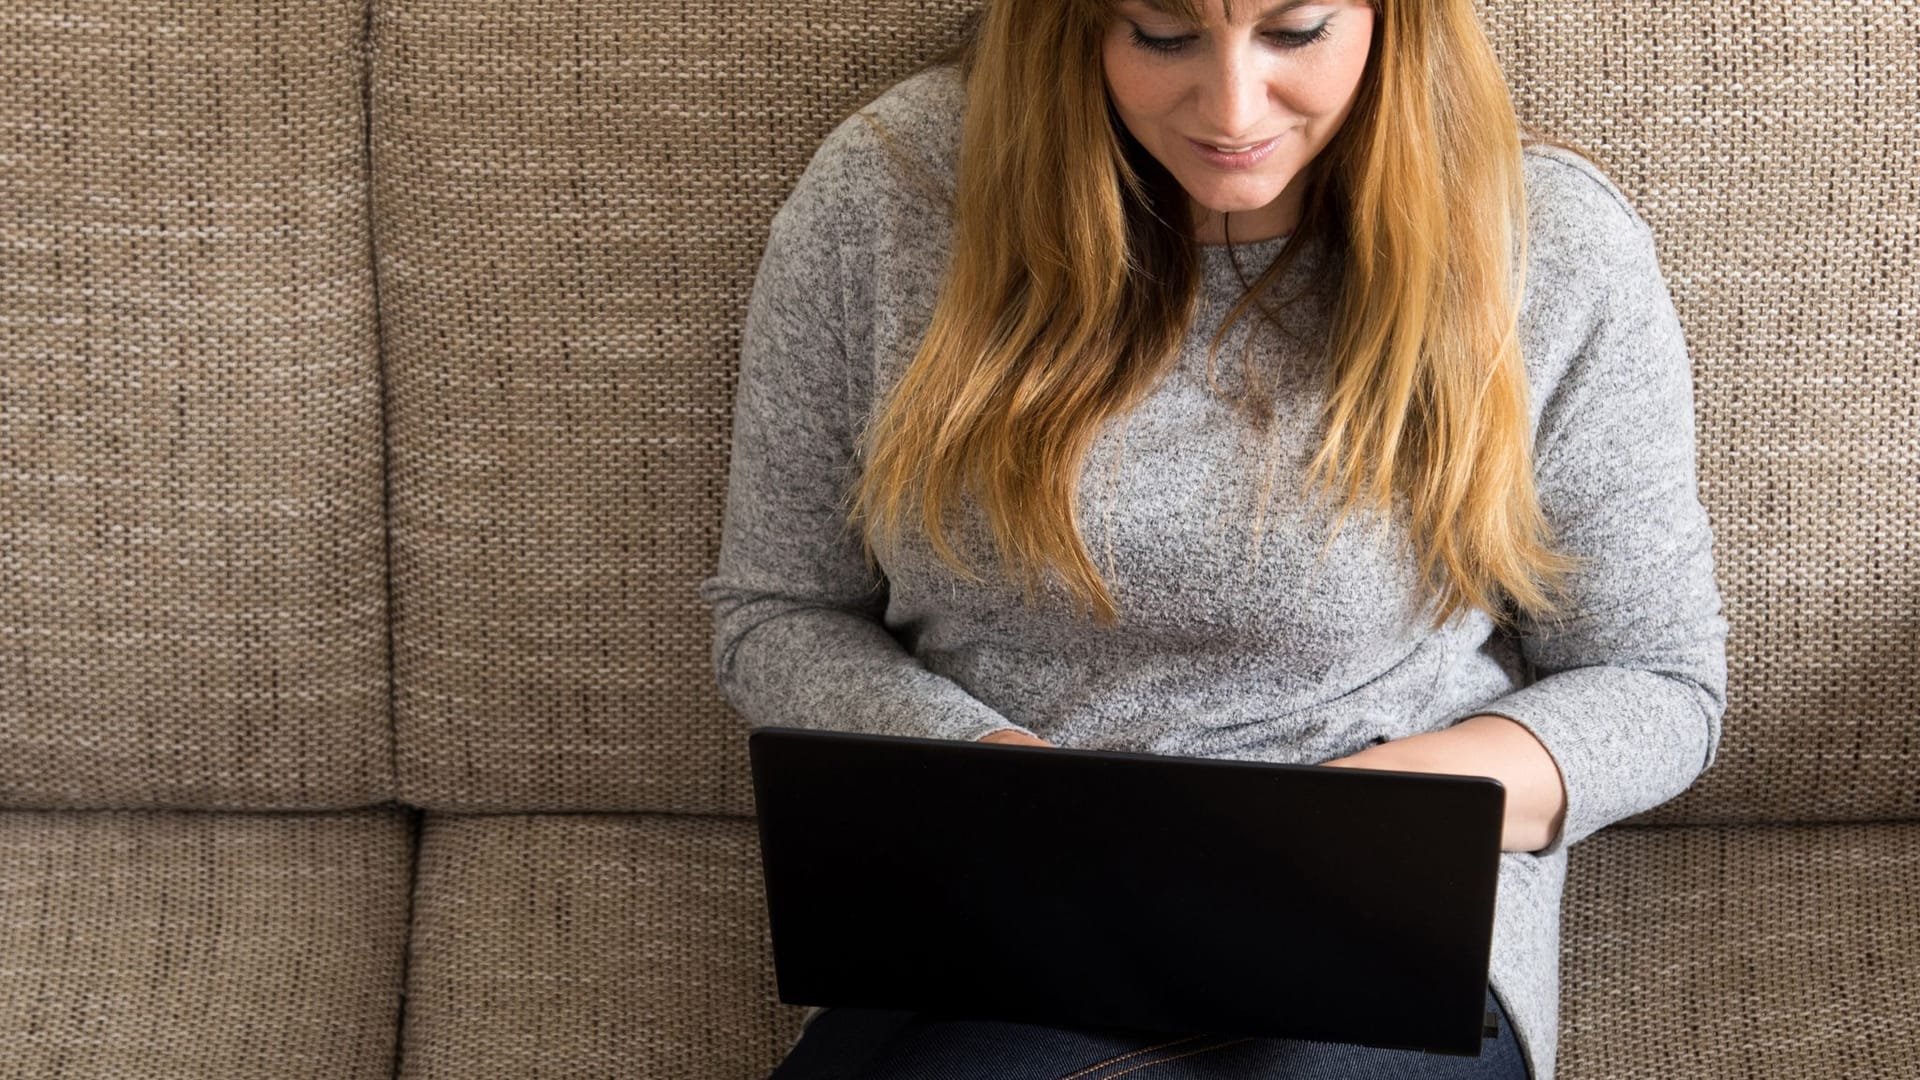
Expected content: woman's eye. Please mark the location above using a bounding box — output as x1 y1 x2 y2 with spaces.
1127 25 1193 53
1270 23 1333 49
1126 22 1334 55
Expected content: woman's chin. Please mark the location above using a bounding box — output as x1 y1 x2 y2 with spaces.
1185 187 1289 220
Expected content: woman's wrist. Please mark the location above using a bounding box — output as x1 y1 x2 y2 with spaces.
1325 715 1567 853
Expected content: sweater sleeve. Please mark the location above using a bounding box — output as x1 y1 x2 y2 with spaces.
696 119 1041 746
1469 208 1730 859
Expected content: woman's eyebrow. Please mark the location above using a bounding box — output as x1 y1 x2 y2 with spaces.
1132 0 1318 18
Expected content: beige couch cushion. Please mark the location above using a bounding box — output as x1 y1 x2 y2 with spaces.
1481 1 1920 825
397 812 787 1078
0 809 415 1079
372 0 1918 824
1558 821 1920 1076
0 0 392 809
394 812 1919 1079
371 0 980 812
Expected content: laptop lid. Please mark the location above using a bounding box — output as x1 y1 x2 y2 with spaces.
748 726 1507 1056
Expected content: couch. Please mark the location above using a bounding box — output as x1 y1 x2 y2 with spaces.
1 1 1914 1077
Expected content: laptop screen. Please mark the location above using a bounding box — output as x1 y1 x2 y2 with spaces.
749 726 1506 1055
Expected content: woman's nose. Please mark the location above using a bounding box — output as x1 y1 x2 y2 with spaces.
1194 50 1273 141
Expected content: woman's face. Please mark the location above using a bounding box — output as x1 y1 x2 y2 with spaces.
1101 0 1376 245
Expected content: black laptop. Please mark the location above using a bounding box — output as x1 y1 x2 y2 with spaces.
747 726 1506 1056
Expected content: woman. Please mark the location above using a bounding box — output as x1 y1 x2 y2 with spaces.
700 0 1727 1077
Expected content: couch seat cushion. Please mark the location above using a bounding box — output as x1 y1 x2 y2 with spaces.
0 809 414 1078
1559 821 1919 1077
399 812 788 1078
398 812 1920 1079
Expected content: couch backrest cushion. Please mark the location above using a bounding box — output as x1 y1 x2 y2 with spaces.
0 0 393 809
372 0 985 811
1479 0 1919 825
376 0 1918 821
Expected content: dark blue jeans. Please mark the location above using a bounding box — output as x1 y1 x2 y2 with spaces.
768 986 1533 1080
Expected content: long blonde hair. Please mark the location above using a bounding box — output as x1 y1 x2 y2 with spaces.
851 0 1589 632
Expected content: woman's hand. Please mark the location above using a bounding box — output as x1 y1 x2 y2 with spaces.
1319 742 1422 774
1319 718 1569 854
977 729 1056 748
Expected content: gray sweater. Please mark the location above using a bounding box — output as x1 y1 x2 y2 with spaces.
700 65 1727 1080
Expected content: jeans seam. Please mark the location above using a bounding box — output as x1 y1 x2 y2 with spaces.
1053 1035 1210 1080
1092 1037 1255 1078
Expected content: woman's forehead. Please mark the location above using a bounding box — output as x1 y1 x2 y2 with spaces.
1109 0 1218 19
1107 0 1338 21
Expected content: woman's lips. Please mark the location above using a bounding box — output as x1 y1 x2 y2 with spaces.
1188 134 1280 170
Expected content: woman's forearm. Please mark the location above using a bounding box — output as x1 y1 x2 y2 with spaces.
1326 714 1569 853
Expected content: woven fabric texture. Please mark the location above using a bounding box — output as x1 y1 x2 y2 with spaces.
0 808 415 1080
395 812 779 1079
390 813 1920 1080
1556 821 1920 1078
1478 0 1920 827
0 0 392 809
377 0 1914 817
371 0 982 812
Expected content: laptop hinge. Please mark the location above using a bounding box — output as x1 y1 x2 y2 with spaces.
1483 1010 1499 1039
